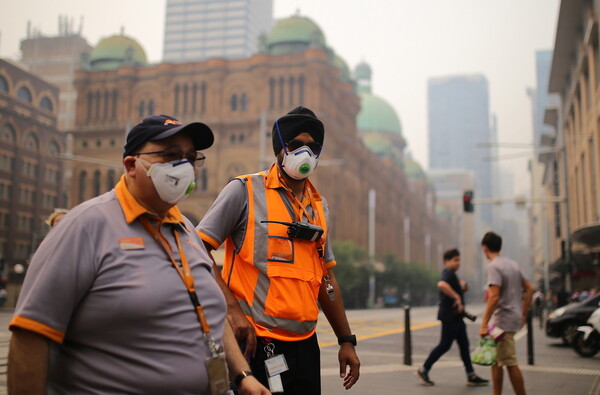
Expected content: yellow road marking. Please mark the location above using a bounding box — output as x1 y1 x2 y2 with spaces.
319 321 441 348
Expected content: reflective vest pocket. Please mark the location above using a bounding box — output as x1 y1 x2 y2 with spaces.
267 236 294 263
265 263 320 322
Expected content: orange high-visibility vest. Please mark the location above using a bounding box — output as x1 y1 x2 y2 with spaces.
222 170 328 341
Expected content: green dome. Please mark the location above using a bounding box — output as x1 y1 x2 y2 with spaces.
332 54 351 82
268 15 326 55
404 157 427 180
90 34 148 70
357 92 403 136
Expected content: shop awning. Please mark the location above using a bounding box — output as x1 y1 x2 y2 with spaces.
571 222 600 251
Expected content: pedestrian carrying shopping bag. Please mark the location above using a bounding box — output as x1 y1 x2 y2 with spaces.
472 337 497 366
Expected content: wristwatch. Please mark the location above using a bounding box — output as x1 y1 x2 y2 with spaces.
234 370 253 388
337 334 357 346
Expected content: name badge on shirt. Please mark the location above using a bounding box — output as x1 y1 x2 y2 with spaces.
119 237 145 250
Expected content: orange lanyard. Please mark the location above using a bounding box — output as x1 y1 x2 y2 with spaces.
140 216 211 334
277 172 321 226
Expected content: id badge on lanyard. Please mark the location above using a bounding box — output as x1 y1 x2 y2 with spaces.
263 342 289 393
205 337 233 395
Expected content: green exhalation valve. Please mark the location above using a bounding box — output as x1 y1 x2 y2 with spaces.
299 164 311 174
185 181 196 195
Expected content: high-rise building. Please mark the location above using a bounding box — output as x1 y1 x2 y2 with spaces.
528 49 556 291
19 16 92 131
163 0 273 63
428 74 495 226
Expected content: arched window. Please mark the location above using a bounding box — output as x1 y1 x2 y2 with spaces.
94 91 101 120
104 90 110 118
93 170 101 197
183 84 189 113
148 100 155 115
288 77 295 106
24 133 39 152
0 75 8 92
192 83 198 113
241 93 248 112
269 78 275 109
230 94 238 112
40 96 53 112
1 124 16 144
201 82 207 113
139 101 146 118
107 169 117 191
112 89 118 119
17 86 32 102
78 171 87 202
278 77 285 108
87 91 94 121
174 84 180 114
299 75 305 104
47 140 60 156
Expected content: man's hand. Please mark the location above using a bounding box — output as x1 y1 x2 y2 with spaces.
237 376 271 395
454 298 464 314
479 325 488 338
338 343 360 390
227 308 256 359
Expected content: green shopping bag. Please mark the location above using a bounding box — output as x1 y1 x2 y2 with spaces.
472 337 497 366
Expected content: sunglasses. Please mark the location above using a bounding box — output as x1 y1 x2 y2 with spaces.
285 139 322 156
134 146 206 167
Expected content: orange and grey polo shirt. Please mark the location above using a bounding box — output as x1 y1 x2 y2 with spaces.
10 175 226 394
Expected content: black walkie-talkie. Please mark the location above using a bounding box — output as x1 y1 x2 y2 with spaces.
261 220 324 241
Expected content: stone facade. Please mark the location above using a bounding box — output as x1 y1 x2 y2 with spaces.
0 59 66 305
71 48 451 266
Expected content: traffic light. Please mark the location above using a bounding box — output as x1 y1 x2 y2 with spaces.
463 190 474 213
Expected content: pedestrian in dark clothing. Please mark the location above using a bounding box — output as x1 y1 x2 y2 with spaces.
414 249 489 387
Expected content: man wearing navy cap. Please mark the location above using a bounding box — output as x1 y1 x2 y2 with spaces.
8 115 269 394
198 107 360 394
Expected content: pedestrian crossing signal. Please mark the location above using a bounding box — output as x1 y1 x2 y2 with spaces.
463 191 474 213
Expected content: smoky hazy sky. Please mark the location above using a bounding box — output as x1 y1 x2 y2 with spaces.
1 0 561 195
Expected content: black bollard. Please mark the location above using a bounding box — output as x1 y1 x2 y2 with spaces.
527 309 534 365
404 305 412 366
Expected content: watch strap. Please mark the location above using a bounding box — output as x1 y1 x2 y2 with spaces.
234 370 253 388
337 334 357 346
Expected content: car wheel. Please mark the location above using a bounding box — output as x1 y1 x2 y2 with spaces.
562 322 579 345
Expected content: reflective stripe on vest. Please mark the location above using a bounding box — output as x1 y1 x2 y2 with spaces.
222 170 327 340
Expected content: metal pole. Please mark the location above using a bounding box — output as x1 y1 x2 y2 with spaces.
527 309 534 365
559 147 573 292
404 305 412 365
368 189 376 308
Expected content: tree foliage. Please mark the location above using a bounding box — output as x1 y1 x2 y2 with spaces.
331 240 439 309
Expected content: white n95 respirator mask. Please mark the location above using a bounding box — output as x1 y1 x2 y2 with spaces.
137 158 196 204
281 145 319 180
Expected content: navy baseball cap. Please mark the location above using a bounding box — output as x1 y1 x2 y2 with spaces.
123 115 214 158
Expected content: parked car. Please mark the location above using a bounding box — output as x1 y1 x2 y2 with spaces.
546 293 600 344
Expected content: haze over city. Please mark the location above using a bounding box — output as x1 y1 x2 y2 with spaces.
1 0 560 195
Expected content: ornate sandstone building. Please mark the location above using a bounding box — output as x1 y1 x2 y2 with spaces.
70 15 451 267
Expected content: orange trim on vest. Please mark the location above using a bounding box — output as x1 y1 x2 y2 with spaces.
9 315 65 344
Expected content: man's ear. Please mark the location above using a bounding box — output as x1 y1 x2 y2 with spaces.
123 156 137 177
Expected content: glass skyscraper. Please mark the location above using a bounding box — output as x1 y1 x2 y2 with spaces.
163 0 273 63
428 74 495 226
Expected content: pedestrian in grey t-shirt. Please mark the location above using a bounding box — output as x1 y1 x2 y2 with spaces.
480 231 534 395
